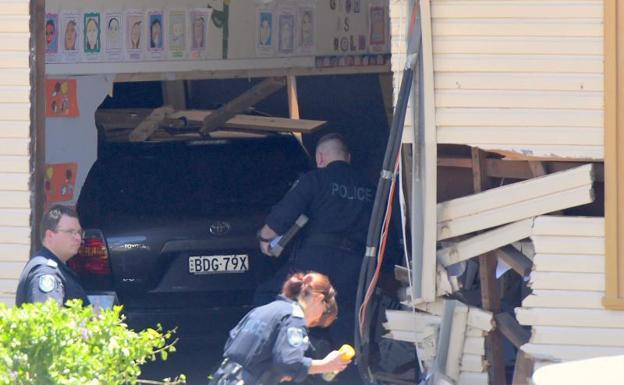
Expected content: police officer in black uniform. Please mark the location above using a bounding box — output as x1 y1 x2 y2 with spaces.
211 272 348 385
15 204 90 306
256 133 373 384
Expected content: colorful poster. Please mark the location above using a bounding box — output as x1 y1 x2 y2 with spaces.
83 11 101 61
44 162 78 204
45 13 59 63
46 79 79 117
256 8 273 56
146 10 164 60
125 10 145 61
167 9 187 59
190 8 211 59
277 8 295 55
298 7 315 54
103 11 123 62
60 11 81 63
369 5 387 52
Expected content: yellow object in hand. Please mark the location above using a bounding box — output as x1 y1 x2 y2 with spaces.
322 344 355 382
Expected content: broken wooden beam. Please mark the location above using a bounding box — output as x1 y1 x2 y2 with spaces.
495 245 533 276
437 164 595 240
200 77 286 135
129 105 174 142
437 218 534 267
494 312 530 349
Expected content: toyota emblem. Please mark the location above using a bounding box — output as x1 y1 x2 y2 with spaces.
209 221 231 236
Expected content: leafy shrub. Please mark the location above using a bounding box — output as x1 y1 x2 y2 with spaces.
0 299 185 385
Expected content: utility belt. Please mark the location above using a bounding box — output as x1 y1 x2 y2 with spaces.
209 358 277 385
209 358 246 385
299 233 362 254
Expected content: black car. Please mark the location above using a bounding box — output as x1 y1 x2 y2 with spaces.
72 134 310 311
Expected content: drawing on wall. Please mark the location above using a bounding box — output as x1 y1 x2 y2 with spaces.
60 11 81 63
45 79 79 117
168 10 186 59
369 6 386 49
298 7 314 53
191 9 211 59
103 11 123 61
147 10 164 60
83 12 101 58
45 162 78 205
126 10 145 60
354 0 361 13
256 8 273 56
46 14 59 54
278 11 294 54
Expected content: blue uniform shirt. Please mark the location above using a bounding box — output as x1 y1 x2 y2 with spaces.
265 160 374 243
15 247 90 307
223 295 312 384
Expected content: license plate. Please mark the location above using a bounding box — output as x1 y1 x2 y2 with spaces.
188 255 249 274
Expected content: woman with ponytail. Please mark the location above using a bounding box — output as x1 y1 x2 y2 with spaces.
209 272 350 385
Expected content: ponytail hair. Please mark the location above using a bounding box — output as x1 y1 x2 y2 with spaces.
281 271 338 327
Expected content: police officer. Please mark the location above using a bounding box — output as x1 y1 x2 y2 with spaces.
256 133 373 384
211 272 349 385
15 204 90 306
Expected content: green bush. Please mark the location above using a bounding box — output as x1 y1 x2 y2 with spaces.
0 299 185 385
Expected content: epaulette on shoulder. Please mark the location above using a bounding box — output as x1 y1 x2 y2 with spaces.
46 259 58 268
291 303 304 318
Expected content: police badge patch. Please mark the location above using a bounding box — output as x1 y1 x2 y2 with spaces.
287 327 304 347
38 275 57 293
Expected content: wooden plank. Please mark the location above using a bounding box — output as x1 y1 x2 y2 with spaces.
0 191 30 209
467 307 494 332
0 15 29 33
466 327 486 338
0 121 30 138
531 235 604 255
201 77 286 135
434 54 603 74
0 32 29 51
0 85 29 103
433 19 602 38
516 308 624 328
0 68 28 86
0 226 29 245
460 354 487 373
495 245 533 276
458 372 489 385
385 309 441 331
522 290 604 309
437 126 603 146
533 215 604 236
463 337 486 356
446 302 469 381
0 51 30 69
0 209 29 227
385 325 438 344
419 0 439 304
162 81 187 110
438 164 593 223
128 105 175 142
468 144 603 161
437 108 602 127
0 261 22 279
437 218 534 267
512 351 534 385
0 173 29 191
532 253 604 273
439 184 593 240
431 2 602 19
494 312 530 349
529 272 604 291
434 36 601 56
435 73 603 92
531 326 624 347
521 343 624 362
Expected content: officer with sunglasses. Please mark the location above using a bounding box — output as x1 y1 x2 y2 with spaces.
16 204 90 306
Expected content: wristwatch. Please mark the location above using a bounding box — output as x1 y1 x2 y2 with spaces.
256 229 271 243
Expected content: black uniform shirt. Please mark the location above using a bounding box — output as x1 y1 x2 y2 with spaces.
15 247 90 307
266 160 374 242
223 295 312 383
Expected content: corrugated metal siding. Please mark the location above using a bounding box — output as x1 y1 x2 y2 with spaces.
0 0 32 306
430 0 603 159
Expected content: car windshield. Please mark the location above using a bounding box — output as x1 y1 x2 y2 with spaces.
87 136 310 217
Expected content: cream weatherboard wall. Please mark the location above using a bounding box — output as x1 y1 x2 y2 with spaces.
431 0 603 160
0 0 32 306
